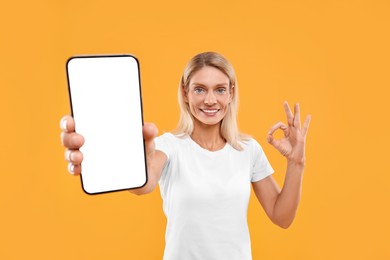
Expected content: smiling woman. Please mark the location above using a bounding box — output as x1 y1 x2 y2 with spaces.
60 51 311 260
185 67 234 144
175 52 246 151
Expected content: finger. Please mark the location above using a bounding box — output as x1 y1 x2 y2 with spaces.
68 163 81 176
143 122 158 156
266 133 282 150
268 121 289 137
64 149 84 164
61 132 85 149
60 115 75 133
293 103 301 128
266 133 274 144
302 114 312 136
283 101 294 126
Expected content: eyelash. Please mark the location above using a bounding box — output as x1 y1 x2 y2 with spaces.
194 88 205 94
193 88 227 94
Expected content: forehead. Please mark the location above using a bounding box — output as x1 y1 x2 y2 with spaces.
190 66 229 86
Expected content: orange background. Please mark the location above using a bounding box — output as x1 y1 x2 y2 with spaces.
1 0 389 259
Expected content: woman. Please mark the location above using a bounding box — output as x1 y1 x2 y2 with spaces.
60 52 311 260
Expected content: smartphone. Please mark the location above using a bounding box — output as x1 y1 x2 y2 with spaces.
66 54 147 195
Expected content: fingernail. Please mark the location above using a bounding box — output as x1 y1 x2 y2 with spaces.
61 119 67 131
68 164 74 174
70 152 76 162
65 150 72 161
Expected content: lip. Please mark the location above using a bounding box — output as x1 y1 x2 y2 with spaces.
199 108 220 116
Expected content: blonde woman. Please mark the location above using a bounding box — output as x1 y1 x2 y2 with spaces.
60 52 311 260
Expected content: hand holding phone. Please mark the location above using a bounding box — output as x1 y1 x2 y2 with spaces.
66 55 147 194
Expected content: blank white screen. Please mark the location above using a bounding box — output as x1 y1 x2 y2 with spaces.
67 55 147 194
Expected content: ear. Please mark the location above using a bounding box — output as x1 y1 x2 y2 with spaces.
229 85 234 103
182 85 189 103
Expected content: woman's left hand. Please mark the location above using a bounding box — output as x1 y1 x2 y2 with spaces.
267 102 311 164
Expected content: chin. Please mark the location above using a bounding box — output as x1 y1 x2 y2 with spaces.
195 116 224 127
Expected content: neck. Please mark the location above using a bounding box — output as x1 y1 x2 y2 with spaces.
191 119 226 151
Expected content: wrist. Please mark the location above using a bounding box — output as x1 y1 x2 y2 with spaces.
287 158 306 168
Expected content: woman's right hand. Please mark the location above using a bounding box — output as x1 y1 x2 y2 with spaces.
60 115 160 175
60 115 85 175
60 116 166 194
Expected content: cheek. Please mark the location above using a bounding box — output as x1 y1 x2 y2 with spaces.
186 98 198 113
219 97 232 107
187 94 202 105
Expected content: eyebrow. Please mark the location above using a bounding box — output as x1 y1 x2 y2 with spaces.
191 83 229 87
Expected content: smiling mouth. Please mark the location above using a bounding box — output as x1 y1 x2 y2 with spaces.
200 108 220 115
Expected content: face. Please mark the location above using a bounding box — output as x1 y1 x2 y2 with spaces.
184 66 233 127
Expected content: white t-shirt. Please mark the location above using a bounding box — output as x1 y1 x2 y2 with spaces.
155 133 274 260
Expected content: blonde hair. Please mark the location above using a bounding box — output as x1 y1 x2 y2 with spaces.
173 52 248 150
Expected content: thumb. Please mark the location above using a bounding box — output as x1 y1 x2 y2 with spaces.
143 122 158 141
143 122 158 155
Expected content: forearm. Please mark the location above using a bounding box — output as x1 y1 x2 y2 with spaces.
272 161 305 228
128 164 159 195
129 150 166 196
128 178 157 195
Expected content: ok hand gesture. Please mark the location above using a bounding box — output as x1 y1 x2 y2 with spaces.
267 102 311 164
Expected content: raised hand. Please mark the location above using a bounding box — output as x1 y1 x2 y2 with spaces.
60 115 160 180
267 102 311 164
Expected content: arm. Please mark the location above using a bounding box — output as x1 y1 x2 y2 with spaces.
60 116 167 195
252 162 304 229
252 102 311 229
129 149 167 195
129 122 168 195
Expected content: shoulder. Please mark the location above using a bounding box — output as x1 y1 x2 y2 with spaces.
155 132 188 158
239 137 263 152
155 132 175 141
237 137 269 161
155 132 187 143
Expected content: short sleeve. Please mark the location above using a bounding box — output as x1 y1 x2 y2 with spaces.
154 133 176 161
250 139 274 182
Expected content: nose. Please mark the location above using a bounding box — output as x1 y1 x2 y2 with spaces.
204 91 216 105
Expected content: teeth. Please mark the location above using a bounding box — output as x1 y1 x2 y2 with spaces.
202 109 218 113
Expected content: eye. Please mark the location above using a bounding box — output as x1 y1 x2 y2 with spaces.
194 87 205 94
215 88 227 94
